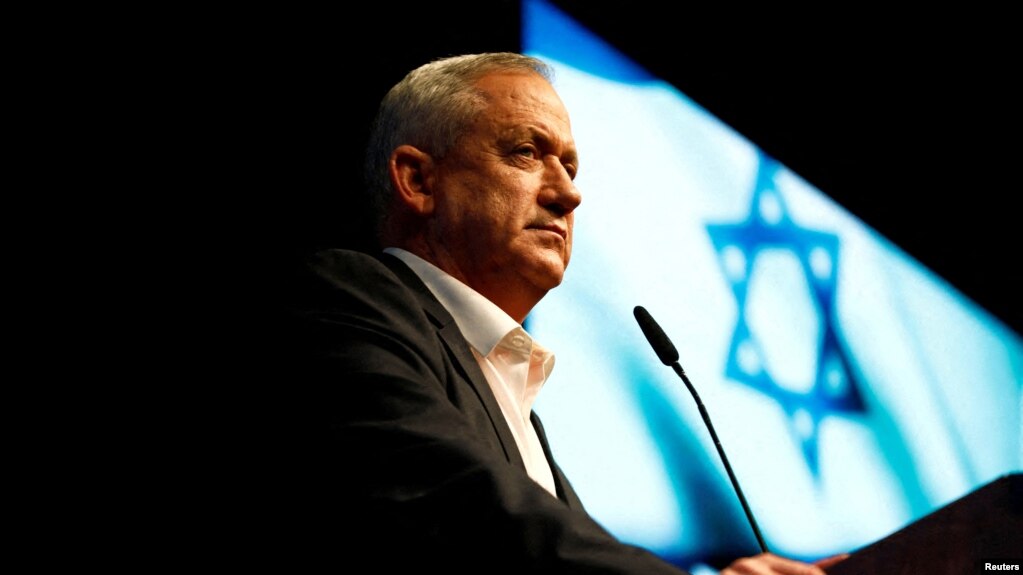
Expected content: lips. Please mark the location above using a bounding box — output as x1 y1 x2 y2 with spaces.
528 222 567 240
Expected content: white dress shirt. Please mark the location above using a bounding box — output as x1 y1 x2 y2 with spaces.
384 248 559 497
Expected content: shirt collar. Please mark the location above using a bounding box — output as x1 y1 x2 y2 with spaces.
384 247 523 357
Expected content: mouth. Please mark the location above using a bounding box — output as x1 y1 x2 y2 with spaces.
528 222 568 241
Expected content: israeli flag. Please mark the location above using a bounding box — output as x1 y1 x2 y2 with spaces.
524 0 1022 570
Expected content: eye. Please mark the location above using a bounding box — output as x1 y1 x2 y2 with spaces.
515 145 538 159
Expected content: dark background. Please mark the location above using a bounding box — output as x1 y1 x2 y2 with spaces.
234 1 1019 336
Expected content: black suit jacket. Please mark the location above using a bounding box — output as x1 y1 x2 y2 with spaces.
260 248 686 574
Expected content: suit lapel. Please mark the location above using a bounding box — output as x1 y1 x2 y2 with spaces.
377 253 527 470
530 412 585 510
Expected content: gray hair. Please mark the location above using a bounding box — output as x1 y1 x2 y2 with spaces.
363 52 554 235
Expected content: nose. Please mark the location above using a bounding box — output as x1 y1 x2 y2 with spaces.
540 156 582 216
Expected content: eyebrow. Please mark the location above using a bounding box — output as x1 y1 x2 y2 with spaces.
514 125 579 166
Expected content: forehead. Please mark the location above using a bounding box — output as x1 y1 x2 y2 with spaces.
473 70 559 102
471 71 573 135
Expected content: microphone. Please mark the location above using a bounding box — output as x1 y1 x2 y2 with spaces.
633 305 769 554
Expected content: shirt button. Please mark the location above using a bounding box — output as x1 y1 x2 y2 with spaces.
511 335 526 348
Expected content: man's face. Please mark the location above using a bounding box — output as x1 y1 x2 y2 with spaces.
426 71 581 320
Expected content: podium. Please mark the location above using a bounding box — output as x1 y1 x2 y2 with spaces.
826 473 1021 574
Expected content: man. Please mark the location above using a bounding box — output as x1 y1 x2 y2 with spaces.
275 52 846 574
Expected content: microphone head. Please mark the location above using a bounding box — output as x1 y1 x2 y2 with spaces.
633 305 680 366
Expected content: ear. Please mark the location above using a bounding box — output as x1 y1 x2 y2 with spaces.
389 144 436 216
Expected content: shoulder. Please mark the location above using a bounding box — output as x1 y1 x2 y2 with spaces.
283 248 410 314
304 248 396 285
295 248 410 302
279 248 460 362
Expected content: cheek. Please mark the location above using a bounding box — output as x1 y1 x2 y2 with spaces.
447 169 539 246
455 201 514 251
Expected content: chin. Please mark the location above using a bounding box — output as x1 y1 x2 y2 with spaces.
528 262 568 291
513 248 570 290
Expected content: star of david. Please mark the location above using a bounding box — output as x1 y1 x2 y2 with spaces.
705 154 866 475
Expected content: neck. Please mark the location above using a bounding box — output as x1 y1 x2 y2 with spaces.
390 243 543 324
